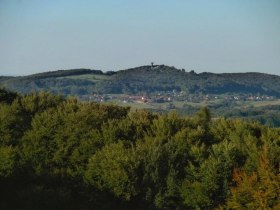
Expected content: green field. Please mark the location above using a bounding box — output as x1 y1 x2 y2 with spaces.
58 74 111 82
104 97 280 110
246 99 280 107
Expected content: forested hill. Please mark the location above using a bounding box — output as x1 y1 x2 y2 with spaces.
1 65 280 96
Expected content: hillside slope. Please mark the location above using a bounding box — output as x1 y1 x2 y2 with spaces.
1 65 280 96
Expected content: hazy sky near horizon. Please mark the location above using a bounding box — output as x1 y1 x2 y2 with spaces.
0 0 280 76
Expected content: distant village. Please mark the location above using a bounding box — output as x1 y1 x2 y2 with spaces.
81 90 276 104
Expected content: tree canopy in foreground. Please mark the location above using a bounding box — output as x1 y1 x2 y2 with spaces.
0 89 279 210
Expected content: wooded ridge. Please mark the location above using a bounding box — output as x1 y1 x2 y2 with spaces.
1 65 280 96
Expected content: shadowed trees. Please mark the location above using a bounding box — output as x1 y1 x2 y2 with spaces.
0 90 279 210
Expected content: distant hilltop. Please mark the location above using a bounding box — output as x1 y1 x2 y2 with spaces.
1 65 280 97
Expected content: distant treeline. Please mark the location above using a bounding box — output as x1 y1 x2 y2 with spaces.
0 88 279 209
152 102 280 128
1 65 280 96
26 68 116 80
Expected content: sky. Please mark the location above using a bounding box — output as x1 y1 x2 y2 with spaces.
0 0 280 76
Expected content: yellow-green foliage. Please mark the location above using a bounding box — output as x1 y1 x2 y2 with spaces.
0 90 279 210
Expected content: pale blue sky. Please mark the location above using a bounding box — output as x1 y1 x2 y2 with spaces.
0 0 280 75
